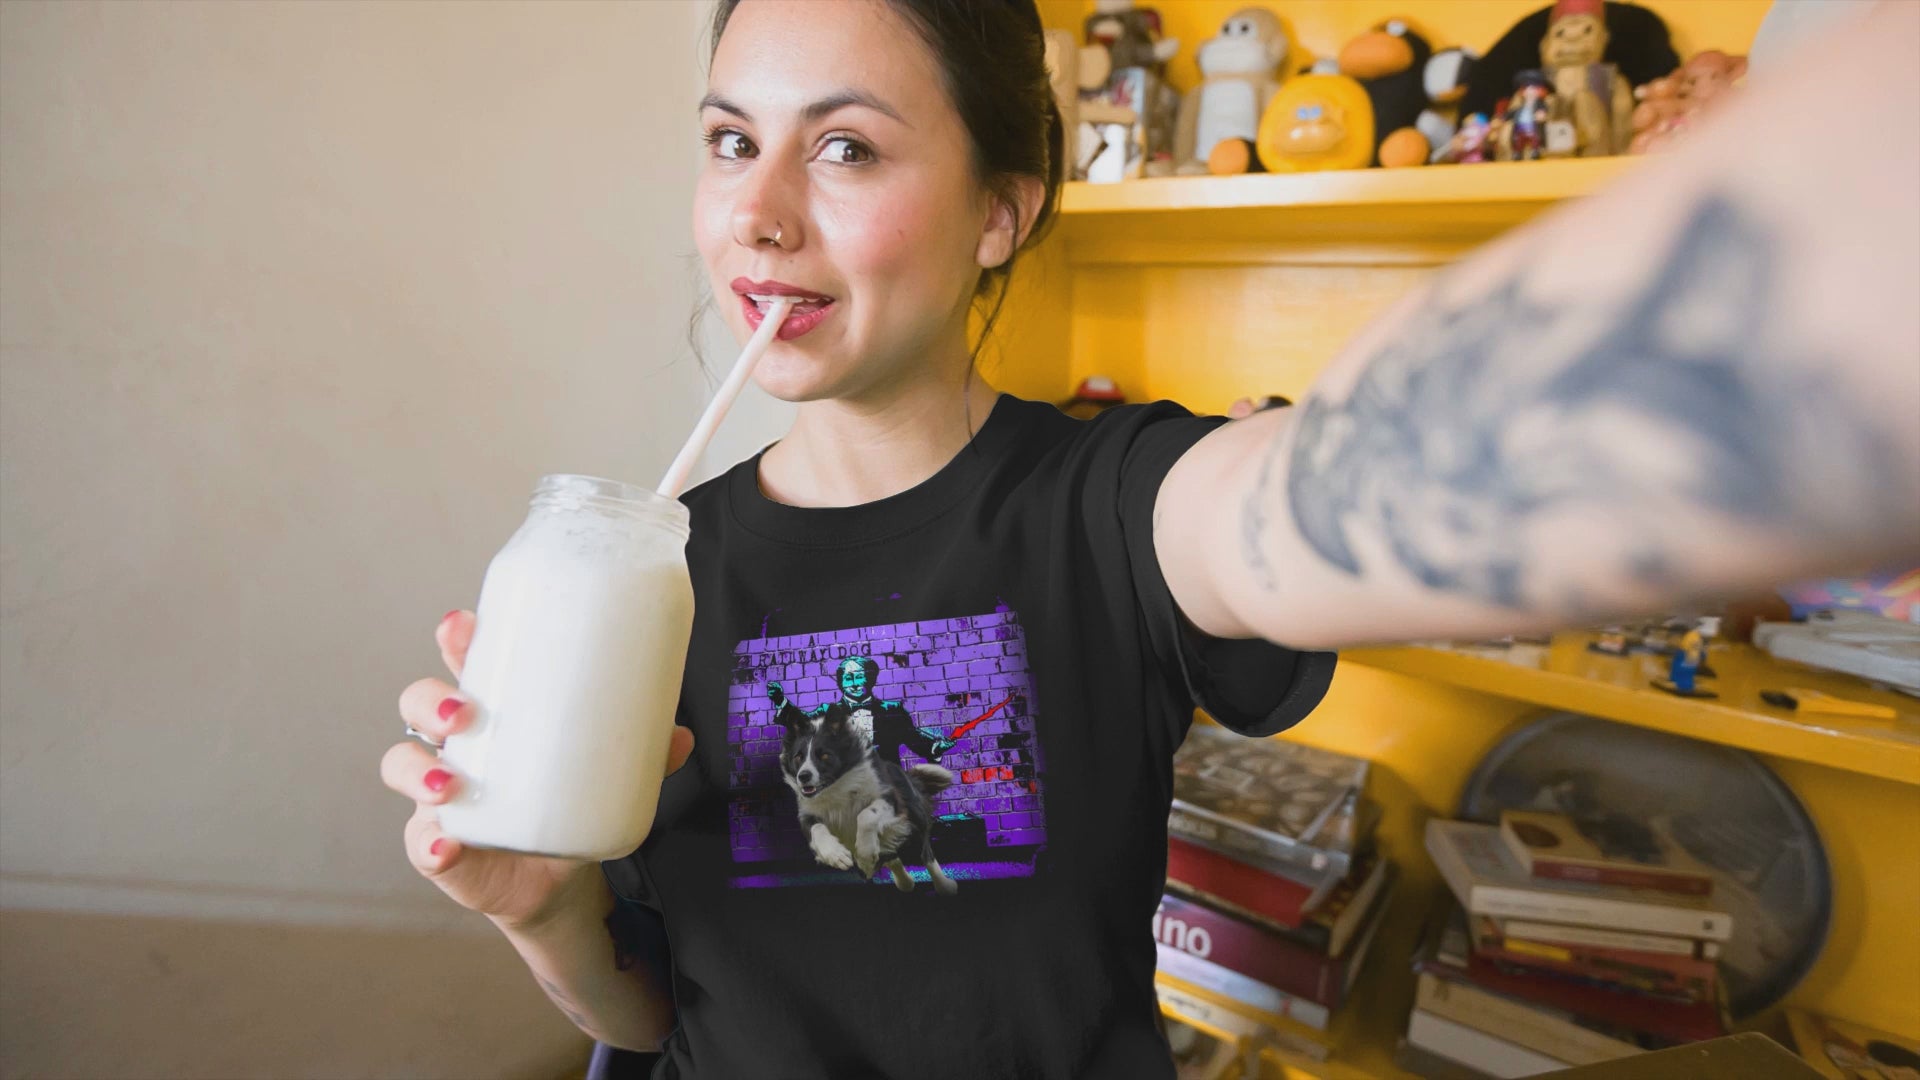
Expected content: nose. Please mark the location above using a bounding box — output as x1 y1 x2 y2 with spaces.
730 153 807 253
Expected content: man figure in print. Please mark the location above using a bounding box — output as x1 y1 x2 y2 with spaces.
768 655 955 765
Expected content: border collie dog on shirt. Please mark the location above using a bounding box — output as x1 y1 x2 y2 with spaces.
779 710 959 894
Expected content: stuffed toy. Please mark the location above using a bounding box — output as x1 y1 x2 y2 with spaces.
1537 0 1636 155
1174 8 1289 175
1256 59 1375 173
1459 1 1678 132
1338 19 1437 167
1337 22 1482 167
1630 49 1748 153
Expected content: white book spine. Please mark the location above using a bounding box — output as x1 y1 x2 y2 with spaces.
1155 944 1332 1030
1499 918 1700 957
1406 1010 1568 1078
1469 884 1732 941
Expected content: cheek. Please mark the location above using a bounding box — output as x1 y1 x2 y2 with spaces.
817 180 975 291
692 181 731 272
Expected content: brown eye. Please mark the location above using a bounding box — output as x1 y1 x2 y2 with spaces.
706 129 755 160
819 137 873 165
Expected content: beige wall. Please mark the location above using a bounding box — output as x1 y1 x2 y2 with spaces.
0 0 736 1074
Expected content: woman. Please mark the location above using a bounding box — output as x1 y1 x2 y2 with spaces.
380 1 1918 1076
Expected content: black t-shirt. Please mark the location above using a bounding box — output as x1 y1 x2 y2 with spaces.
603 395 1335 1080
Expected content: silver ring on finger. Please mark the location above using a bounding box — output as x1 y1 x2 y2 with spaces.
403 721 444 750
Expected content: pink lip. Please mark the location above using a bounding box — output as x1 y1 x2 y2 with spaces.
732 277 837 341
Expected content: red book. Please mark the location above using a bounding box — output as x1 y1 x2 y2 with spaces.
1474 930 1720 999
1167 836 1315 930
1473 934 1717 1003
1156 891 1353 1008
1418 952 1727 1046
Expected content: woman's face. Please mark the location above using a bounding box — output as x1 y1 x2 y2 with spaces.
696 0 1010 403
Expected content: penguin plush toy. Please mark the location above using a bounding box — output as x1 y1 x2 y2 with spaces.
1340 20 1474 167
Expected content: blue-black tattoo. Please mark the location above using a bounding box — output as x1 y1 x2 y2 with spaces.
1255 195 1901 611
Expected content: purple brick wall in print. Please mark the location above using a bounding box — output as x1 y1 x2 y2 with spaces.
725 609 1047 886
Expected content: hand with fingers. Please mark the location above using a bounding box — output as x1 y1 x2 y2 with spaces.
1226 394 1293 420
382 610 699 930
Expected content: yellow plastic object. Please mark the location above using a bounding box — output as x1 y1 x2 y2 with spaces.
1342 635 1920 784
1257 72 1375 174
1763 687 1899 722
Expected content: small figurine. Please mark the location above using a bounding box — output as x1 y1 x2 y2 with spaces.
1174 8 1289 175
1255 60 1375 173
1654 627 1717 698
1439 112 1493 163
1496 70 1563 161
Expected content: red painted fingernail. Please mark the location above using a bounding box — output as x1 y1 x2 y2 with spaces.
437 697 463 721
442 610 460 624
424 769 452 793
429 838 445 857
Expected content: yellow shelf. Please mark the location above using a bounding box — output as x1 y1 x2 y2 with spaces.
1342 634 1920 785
1053 159 1635 264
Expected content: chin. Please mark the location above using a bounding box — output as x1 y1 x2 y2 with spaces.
749 349 853 404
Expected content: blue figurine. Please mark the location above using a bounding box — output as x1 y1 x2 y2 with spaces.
1656 628 1715 697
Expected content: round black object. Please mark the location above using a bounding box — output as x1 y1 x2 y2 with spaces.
1458 711 1831 1019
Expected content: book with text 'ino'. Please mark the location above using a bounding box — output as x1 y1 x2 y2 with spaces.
1499 810 1715 896
1155 869 1392 1010
1426 819 1734 942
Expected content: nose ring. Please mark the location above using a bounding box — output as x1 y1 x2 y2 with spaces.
762 226 783 248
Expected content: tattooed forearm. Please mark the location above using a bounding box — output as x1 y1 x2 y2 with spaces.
1249 194 1906 615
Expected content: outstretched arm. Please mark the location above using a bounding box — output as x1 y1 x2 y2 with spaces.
1156 1 1920 651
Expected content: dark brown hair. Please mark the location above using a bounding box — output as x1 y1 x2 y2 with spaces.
704 0 1064 367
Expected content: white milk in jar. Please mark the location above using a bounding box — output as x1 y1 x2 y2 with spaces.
437 474 694 860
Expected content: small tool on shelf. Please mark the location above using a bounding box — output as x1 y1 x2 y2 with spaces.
1758 688 1898 721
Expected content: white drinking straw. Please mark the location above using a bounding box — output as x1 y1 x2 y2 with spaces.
656 298 793 499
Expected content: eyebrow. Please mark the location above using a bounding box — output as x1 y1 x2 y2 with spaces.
698 89 909 128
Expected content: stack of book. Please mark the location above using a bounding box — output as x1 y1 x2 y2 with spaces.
1402 815 1734 1077
1154 725 1394 1063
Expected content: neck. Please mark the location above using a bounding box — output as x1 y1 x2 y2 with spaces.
758 352 1002 509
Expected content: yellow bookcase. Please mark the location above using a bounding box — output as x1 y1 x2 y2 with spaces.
1004 3 1919 1077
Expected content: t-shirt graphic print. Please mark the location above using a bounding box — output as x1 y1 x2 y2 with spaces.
725 606 1048 890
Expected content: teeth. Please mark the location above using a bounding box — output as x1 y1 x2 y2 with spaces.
747 293 827 306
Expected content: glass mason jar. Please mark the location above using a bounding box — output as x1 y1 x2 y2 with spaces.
436 475 694 860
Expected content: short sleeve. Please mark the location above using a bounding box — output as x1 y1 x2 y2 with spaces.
1105 402 1337 738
